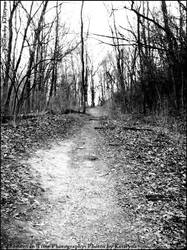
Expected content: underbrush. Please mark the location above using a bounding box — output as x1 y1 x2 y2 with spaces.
107 99 186 138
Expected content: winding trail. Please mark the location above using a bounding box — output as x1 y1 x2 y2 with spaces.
21 107 142 247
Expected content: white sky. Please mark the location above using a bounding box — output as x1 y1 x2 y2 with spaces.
1 1 183 104
54 1 116 66
53 1 179 66
1 1 181 67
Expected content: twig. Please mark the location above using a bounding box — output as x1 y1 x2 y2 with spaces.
95 126 153 131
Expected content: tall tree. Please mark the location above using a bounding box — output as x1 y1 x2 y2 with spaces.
16 1 48 115
47 1 60 108
80 0 86 113
2 1 20 115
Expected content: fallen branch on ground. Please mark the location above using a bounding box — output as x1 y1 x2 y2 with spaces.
122 126 153 131
94 126 153 131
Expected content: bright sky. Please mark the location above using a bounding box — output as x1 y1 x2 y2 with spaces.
55 0 178 66
57 1 116 66
1 1 182 104
1 1 180 67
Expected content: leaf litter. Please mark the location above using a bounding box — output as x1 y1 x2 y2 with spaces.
1 113 84 248
97 114 186 249
1 110 186 249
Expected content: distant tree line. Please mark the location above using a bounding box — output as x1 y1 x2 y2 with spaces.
96 1 187 115
1 1 91 122
1 1 186 121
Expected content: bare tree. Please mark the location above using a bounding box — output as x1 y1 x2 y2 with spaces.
47 1 60 108
80 0 86 113
2 1 20 115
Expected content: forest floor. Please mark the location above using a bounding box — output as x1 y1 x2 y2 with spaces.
1 106 186 249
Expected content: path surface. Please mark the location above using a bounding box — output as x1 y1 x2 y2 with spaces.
20 107 143 247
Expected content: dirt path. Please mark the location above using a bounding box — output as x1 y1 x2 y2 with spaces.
16 107 144 247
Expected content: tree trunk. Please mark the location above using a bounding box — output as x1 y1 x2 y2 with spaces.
16 1 48 116
80 1 86 113
2 1 19 115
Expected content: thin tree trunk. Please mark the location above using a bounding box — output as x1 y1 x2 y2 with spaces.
3 1 19 115
16 1 48 116
80 1 86 113
161 0 178 110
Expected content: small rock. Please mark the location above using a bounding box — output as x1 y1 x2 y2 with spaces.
87 155 98 161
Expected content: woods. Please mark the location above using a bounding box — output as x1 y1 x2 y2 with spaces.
95 1 187 116
1 1 187 121
1 1 186 248
1 1 86 121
